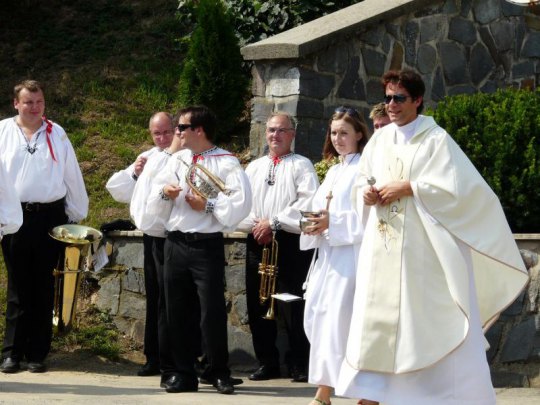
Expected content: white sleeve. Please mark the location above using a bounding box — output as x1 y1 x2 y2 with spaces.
63 138 89 222
106 162 137 203
0 164 22 236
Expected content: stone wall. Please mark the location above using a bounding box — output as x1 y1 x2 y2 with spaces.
241 0 540 160
88 231 540 385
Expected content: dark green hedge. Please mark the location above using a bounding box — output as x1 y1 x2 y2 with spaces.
428 89 540 233
177 0 248 144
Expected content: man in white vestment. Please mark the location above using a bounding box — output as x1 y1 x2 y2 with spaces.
337 69 529 405
106 112 175 378
237 112 319 383
0 80 88 374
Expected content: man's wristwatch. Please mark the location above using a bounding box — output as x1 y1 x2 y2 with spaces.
270 216 281 231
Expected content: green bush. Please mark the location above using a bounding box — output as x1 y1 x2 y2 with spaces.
427 89 540 233
314 157 339 183
177 0 248 144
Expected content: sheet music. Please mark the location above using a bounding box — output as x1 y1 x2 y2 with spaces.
92 245 109 273
272 292 302 302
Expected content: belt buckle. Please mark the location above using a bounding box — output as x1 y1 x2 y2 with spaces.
185 233 197 243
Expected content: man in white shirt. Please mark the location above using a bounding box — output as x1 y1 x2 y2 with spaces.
149 106 251 395
106 112 174 377
0 80 88 374
237 112 319 383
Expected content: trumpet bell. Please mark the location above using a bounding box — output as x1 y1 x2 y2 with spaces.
50 224 103 245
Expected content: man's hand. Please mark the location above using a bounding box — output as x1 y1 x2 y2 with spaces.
252 218 272 245
133 156 148 177
377 181 412 205
185 191 206 211
363 186 380 206
164 184 182 200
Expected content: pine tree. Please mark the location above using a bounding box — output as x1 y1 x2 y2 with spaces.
178 0 248 144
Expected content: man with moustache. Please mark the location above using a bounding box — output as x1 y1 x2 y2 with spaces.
237 112 318 383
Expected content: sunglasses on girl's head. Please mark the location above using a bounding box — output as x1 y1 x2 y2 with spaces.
334 106 360 117
384 94 412 104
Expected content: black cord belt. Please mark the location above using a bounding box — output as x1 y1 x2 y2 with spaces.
167 230 222 243
21 198 65 213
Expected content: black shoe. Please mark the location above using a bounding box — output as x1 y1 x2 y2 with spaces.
163 375 198 393
248 365 281 381
0 358 20 374
137 362 161 376
200 376 243 385
289 365 308 383
213 377 235 395
27 362 47 373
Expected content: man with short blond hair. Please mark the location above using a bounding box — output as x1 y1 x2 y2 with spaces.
369 102 391 131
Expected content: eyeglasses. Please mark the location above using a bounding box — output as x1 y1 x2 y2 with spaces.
151 130 173 137
266 127 294 135
384 94 412 104
335 107 360 117
177 124 195 132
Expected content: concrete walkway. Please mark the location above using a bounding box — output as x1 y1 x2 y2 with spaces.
0 367 538 404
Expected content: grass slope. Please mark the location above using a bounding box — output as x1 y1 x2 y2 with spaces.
0 0 189 351
0 0 185 227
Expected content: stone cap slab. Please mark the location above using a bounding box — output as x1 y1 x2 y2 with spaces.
241 0 432 61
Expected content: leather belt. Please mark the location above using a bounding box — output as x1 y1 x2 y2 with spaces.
167 230 222 243
21 198 65 213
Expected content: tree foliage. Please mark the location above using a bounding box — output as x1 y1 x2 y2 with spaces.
178 0 364 45
177 0 248 143
428 89 540 233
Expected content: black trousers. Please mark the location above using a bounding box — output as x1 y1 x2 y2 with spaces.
245 231 312 369
143 234 173 371
163 231 229 381
1 202 67 362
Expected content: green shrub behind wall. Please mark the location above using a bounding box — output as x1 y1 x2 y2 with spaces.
428 89 540 233
177 0 248 144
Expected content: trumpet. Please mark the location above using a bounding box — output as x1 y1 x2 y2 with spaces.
178 158 230 199
49 224 102 333
258 231 279 320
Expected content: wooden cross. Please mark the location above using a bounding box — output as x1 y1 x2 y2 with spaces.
325 190 333 211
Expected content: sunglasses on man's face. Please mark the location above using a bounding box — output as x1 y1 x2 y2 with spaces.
177 124 195 132
384 94 412 104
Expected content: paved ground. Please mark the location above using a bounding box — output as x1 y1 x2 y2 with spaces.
0 364 538 404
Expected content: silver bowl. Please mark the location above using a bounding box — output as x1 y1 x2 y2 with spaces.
299 210 321 232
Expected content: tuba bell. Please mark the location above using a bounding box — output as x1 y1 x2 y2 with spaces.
49 224 102 333
179 158 230 199
258 231 278 320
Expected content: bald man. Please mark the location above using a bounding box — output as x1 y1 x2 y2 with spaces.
106 112 175 377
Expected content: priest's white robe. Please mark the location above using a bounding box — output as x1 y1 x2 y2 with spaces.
301 153 365 388
337 116 529 404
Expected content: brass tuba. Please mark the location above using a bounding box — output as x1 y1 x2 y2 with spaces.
49 224 102 333
178 158 230 199
258 232 279 320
